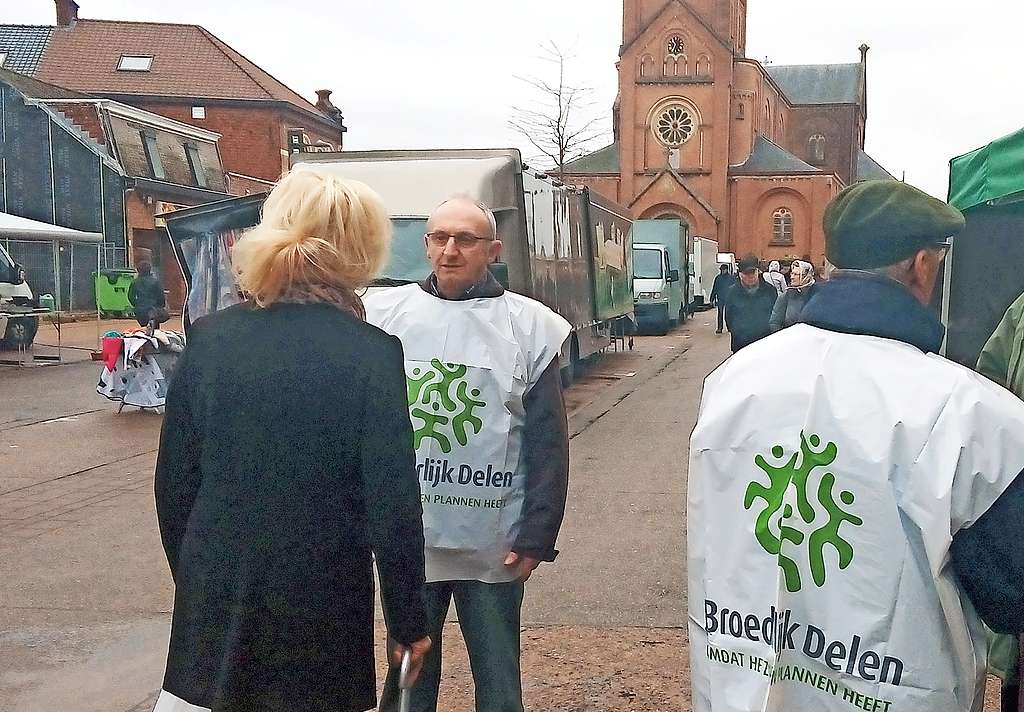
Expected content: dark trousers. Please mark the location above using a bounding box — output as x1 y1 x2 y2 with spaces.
717 305 726 332
380 580 525 712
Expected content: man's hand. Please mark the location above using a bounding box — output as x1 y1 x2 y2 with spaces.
504 551 541 582
389 635 432 687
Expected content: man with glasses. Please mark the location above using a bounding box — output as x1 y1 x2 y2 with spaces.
688 180 1024 712
366 196 571 712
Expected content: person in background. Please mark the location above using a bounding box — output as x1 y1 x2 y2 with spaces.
152 170 430 712
367 196 571 712
724 255 777 352
128 261 168 330
976 289 1024 712
978 289 1024 397
769 259 818 333
709 263 735 335
762 259 788 294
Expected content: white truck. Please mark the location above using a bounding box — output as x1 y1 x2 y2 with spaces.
0 242 39 347
689 237 720 311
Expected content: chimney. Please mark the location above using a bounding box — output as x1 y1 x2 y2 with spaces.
315 89 347 145
56 0 79 28
315 89 337 114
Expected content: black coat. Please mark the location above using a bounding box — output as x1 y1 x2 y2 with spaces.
128 273 166 312
709 272 736 306
155 302 427 712
724 280 778 352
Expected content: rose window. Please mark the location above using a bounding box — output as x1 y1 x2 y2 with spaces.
654 104 696 146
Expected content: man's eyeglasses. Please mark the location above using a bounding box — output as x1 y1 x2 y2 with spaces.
425 231 492 248
931 239 953 258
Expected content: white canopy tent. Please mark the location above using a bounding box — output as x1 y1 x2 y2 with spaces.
0 211 103 243
0 212 104 365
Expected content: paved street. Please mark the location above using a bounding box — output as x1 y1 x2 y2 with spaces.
0 313 725 711
0 317 1007 711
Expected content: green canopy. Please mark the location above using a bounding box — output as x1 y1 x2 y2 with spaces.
949 127 1024 210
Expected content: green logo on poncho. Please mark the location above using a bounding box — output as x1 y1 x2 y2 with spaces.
745 433 863 592
407 359 486 454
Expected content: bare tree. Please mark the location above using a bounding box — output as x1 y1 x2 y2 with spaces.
509 41 609 173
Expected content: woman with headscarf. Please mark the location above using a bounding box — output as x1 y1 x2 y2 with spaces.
769 260 818 333
763 260 788 294
153 169 431 712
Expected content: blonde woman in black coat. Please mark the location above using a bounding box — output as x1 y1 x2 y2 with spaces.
153 169 430 712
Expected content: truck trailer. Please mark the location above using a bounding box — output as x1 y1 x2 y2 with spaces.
162 149 635 381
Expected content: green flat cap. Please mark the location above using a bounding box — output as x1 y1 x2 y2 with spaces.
824 180 965 269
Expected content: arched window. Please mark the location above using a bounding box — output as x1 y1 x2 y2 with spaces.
771 208 794 245
736 102 745 119
663 55 688 77
696 55 712 77
639 55 653 79
808 133 826 164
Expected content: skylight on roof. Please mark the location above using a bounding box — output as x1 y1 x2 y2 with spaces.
117 55 153 72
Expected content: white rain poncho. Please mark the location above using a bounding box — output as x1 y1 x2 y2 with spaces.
366 284 570 583
688 324 1024 712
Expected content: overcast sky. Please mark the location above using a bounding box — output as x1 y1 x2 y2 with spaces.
7 0 1022 197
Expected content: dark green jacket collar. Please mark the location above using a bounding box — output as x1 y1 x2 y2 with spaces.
798 270 945 353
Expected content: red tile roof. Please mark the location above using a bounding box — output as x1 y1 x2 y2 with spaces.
33 19 324 118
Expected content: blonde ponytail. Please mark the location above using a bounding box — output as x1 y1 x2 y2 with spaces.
232 170 391 307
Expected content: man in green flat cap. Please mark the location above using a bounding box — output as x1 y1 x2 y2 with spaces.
687 179 1024 712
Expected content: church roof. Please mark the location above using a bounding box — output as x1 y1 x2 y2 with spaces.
766 63 862 105
560 142 620 174
855 149 896 181
729 135 821 176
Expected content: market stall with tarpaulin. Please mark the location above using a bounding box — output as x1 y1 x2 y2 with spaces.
944 127 1024 367
0 211 103 364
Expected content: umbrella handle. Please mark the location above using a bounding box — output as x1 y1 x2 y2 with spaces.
398 649 413 689
398 648 413 712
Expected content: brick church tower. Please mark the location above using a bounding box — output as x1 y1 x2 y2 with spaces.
562 0 893 268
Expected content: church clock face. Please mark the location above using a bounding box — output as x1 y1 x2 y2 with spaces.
654 103 696 146
667 35 685 57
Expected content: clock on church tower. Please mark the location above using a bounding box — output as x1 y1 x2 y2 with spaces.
667 35 684 57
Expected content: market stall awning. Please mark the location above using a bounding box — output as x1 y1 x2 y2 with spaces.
949 127 1024 211
0 212 103 243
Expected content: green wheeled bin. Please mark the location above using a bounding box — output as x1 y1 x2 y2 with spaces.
94 269 136 318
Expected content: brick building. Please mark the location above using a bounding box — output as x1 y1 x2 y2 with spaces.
0 0 346 195
561 0 895 268
0 67 230 310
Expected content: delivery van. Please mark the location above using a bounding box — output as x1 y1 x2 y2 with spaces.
689 237 720 311
632 219 688 334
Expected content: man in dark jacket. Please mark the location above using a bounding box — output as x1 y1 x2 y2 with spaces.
724 255 777 352
709 264 735 334
128 261 167 328
366 196 571 712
